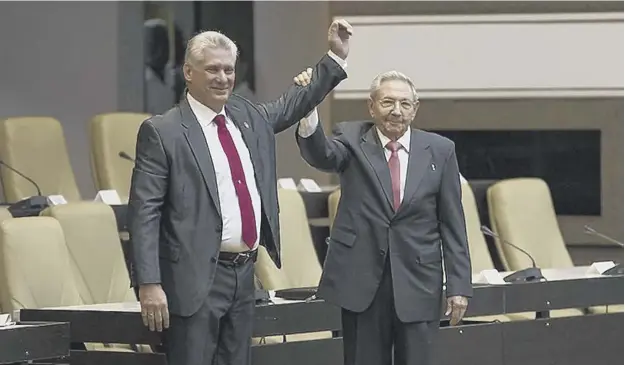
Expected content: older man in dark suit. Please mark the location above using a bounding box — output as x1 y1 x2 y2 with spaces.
127 20 352 365
294 70 472 365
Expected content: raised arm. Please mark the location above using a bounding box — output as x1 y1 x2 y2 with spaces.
295 109 351 173
127 119 169 286
256 20 352 134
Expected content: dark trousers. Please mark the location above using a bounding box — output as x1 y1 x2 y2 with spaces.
341 258 440 365
165 258 255 365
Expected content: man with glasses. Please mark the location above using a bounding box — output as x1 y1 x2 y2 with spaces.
294 70 472 365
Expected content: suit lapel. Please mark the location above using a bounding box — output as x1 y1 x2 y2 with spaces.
360 127 394 215
179 98 221 216
225 103 263 185
399 129 432 212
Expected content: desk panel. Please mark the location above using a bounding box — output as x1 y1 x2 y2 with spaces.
505 276 623 313
0 322 70 364
502 312 624 365
435 322 503 365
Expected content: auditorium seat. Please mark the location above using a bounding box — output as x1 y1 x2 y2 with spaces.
462 183 496 274
0 216 139 351
40 202 135 305
327 188 341 229
460 183 531 322
254 188 330 343
0 217 83 312
487 178 585 317
0 117 81 202
256 189 322 290
90 113 150 202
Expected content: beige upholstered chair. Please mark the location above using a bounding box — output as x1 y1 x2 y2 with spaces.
487 178 587 317
487 178 575 271
327 188 341 229
41 202 135 305
90 113 150 202
0 217 83 312
256 189 323 290
459 183 532 322
254 188 329 343
462 183 496 273
0 117 81 202
0 216 139 351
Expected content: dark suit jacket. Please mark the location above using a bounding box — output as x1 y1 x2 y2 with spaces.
296 121 472 322
128 54 347 317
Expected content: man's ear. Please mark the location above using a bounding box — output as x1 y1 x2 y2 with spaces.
183 63 193 83
367 98 375 118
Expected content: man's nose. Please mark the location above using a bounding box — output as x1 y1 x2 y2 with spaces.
214 70 227 83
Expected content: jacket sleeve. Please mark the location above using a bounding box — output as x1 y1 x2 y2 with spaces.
256 54 347 134
127 118 169 286
438 144 473 298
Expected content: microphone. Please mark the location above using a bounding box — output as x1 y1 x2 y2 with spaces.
583 225 623 276
118 151 135 163
480 225 544 283
0 160 48 217
584 225 624 247
0 160 42 196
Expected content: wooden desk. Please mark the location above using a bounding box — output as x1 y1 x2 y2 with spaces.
19 269 624 365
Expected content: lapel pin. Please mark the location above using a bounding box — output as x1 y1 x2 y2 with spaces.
431 163 436 171
243 122 250 129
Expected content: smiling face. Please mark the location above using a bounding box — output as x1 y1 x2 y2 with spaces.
367 79 419 141
183 47 236 112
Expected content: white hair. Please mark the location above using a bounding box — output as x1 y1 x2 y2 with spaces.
184 30 238 65
369 71 419 102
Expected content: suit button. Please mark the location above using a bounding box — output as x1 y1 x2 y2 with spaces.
211 257 217 263
379 249 385 256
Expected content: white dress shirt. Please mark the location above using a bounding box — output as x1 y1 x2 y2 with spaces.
187 93 261 253
298 110 411 203
188 50 347 252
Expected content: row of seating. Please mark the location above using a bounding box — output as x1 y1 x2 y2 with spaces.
0 189 329 346
0 113 149 203
0 179 620 350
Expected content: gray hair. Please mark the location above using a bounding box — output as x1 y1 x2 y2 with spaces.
184 30 238 65
369 71 419 102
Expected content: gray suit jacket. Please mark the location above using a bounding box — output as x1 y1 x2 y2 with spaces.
296 121 472 322
128 54 347 317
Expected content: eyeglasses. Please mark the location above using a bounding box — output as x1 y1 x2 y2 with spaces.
377 98 418 111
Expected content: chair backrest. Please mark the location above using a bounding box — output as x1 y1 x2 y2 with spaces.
0 217 83 311
328 188 341 229
461 183 495 273
255 189 322 290
41 202 135 304
0 117 81 202
487 178 574 271
0 207 11 223
90 113 150 202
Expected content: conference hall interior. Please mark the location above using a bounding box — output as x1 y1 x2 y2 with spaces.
0 1 622 364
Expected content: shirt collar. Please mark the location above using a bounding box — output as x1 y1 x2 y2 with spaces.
186 92 227 127
376 127 411 152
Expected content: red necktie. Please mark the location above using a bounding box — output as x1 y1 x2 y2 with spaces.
214 115 257 249
386 141 401 211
